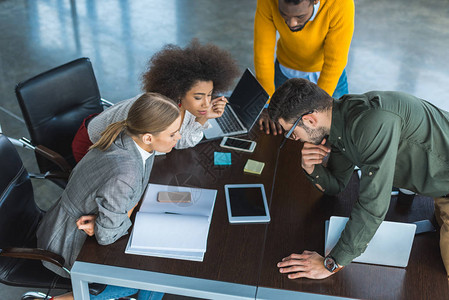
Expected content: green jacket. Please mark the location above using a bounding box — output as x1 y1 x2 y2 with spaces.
306 91 449 266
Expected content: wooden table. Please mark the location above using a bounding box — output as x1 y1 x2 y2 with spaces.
257 138 449 300
71 130 448 300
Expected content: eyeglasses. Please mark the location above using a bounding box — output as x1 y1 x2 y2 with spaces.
279 111 314 149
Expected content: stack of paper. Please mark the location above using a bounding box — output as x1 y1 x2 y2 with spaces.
126 183 217 261
244 159 265 175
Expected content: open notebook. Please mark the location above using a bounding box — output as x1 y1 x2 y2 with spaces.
325 216 416 267
126 183 217 261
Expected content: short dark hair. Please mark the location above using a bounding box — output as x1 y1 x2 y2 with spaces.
142 39 239 102
282 0 315 5
268 78 333 123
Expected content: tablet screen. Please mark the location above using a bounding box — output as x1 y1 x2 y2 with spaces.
228 187 267 217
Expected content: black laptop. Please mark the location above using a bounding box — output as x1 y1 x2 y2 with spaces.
203 68 269 139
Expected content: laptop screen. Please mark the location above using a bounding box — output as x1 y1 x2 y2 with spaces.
228 69 269 130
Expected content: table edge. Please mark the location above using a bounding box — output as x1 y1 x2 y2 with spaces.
71 261 257 300
256 287 358 300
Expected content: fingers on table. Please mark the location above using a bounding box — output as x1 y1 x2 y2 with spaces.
270 120 278 135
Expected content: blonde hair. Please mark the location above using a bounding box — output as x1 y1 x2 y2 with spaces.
90 92 179 151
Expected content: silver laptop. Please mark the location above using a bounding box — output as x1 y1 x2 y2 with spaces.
203 69 269 139
325 216 416 267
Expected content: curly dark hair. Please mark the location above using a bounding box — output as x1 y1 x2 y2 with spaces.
142 39 240 102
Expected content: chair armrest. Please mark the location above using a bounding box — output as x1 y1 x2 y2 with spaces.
100 98 113 107
34 145 72 173
29 171 70 180
7 137 31 148
14 137 72 175
44 170 70 180
0 248 106 292
0 247 66 270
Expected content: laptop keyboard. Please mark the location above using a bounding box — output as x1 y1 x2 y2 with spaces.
216 108 244 134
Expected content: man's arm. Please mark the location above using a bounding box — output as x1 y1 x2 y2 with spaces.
254 0 284 135
254 0 278 97
279 111 402 279
302 140 355 195
317 0 354 95
330 111 402 266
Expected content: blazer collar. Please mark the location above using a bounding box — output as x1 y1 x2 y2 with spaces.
114 131 145 174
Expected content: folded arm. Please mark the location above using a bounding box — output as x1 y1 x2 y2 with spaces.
93 178 137 245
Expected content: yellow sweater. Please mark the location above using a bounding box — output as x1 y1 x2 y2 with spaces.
254 0 354 97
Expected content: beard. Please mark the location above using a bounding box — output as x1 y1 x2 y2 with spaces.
289 24 306 32
302 126 328 145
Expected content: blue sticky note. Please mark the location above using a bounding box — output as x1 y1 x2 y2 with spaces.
214 152 231 165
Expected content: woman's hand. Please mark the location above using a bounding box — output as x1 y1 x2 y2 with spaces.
205 96 228 120
76 215 97 236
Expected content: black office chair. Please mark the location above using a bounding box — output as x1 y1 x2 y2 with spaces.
0 134 108 299
0 134 72 296
15 57 111 188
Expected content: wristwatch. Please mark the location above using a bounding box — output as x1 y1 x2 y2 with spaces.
324 255 344 273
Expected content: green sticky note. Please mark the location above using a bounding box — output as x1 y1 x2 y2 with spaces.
214 152 231 165
244 159 265 175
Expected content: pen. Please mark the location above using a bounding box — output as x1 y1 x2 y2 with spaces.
213 96 239 108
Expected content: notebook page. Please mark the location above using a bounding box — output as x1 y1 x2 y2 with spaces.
130 212 210 252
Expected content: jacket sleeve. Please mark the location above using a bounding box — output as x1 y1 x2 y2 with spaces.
304 144 355 195
254 0 278 97
330 110 402 266
94 177 136 245
317 0 354 95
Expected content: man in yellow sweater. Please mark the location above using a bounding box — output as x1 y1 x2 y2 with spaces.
254 0 354 134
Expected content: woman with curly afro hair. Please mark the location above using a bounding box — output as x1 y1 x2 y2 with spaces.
72 39 240 162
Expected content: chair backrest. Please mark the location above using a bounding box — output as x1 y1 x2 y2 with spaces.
0 134 72 289
15 57 103 173
0 134 42 248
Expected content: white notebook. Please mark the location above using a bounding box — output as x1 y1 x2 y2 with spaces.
325 216 416 267
125 183 217 261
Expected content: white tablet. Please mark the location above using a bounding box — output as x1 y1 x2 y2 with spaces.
224 184 270 224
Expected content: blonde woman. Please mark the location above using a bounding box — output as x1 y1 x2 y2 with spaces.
34 93 181 300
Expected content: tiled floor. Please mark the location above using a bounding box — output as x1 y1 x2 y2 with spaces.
1 0 448 299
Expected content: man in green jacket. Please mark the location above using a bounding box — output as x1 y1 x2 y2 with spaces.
269 78 449 279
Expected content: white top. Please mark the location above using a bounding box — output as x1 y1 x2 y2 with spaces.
132 140 154 168
177 110 211 149
88 94 211 150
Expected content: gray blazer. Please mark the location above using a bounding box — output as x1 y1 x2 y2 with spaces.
37 132 154 278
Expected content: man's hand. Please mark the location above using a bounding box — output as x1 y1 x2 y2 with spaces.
277 251 333 280
301 139 330 174
76 215 97 236
258 108 283 135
